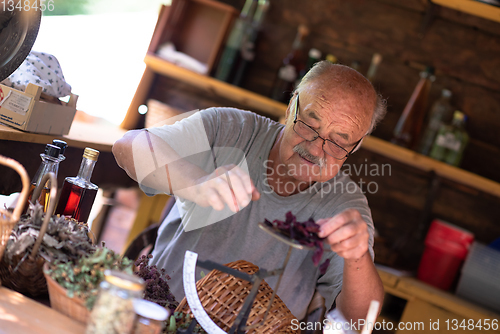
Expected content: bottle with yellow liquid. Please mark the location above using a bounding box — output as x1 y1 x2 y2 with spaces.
25 144 61 213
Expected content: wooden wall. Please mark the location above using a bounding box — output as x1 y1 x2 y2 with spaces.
145 0 500 271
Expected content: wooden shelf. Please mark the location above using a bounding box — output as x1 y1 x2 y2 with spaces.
144 54 288 119
362 136 500 197
431 0 500 23
377 268 500 332
129 58 500 198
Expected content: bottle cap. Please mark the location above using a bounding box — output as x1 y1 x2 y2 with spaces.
83 147 99 161
44 144 61 158
298 24 310 37
278 64 297 82
52 140 68 155
453 110 465 121
326 54 338 64
442 89 452 98
308 48 322 59
104 270 144 291
421 66 435 78
133 298 170 321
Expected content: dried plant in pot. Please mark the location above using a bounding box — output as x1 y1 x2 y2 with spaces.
43 247 135 324
0 172 95 297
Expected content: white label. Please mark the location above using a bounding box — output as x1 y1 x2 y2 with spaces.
0 90 32 115
183 251 226 334
435 133 461 151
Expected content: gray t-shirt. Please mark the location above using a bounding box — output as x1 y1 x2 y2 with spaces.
147 107 374 320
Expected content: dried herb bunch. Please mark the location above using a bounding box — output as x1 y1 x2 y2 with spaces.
4 202 94 265
46 247 134 309
264 211 330 274
135 254 178 312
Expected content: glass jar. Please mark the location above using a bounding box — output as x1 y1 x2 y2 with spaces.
132 299 170 334
86 270 145 334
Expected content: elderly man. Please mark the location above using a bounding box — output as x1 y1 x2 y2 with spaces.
113 61 386 324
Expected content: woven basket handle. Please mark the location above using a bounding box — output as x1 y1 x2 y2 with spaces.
0 155 30 222
29 172 57 260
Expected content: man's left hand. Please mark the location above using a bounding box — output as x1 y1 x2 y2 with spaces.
317 209 369 260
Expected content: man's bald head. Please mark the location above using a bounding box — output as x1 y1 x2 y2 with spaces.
294 61 386 135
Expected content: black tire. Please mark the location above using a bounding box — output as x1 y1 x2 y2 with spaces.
0 8 42 82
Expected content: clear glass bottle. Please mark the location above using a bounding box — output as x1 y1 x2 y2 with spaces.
418 89 454 156
429 110 469 167
25 143 61 213
55 147 99 223
270 24 309 103
86 270 144 334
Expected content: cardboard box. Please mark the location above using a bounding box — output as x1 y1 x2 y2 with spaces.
0 83 77 135
148 0 237 73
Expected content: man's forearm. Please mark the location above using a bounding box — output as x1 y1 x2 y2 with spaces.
336 252 384 325
113 129 209 198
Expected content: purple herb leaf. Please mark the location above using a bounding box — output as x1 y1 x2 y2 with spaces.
319 258 331 275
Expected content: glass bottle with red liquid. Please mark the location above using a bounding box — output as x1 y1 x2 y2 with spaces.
55 147 99 223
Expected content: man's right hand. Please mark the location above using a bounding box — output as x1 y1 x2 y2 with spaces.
177 164 260 212
113 130 260 212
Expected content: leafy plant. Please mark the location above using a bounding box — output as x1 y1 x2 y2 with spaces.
46 247 134 309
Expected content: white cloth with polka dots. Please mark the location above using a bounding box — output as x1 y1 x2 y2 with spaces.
1 51 72 98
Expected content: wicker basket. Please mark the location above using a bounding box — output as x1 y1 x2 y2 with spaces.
176 260 298 334
43 264 90 324
0 155 30 263
0 173 57 296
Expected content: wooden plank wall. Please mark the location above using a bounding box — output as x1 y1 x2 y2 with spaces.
147 0 500 270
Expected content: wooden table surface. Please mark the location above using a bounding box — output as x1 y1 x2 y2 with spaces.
0 287 85 333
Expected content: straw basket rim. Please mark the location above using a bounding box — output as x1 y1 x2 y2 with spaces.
175 260 298 334
43 263 90 324
0 155 30 261
0 173 57 296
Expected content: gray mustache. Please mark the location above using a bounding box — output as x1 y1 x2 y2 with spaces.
293 144 326 167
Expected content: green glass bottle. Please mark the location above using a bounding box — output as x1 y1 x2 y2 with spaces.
418 89 454 156
231 0 270 86
215 0 258 82
429 110 469 167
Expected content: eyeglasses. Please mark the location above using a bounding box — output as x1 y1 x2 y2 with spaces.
292 93 363 160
